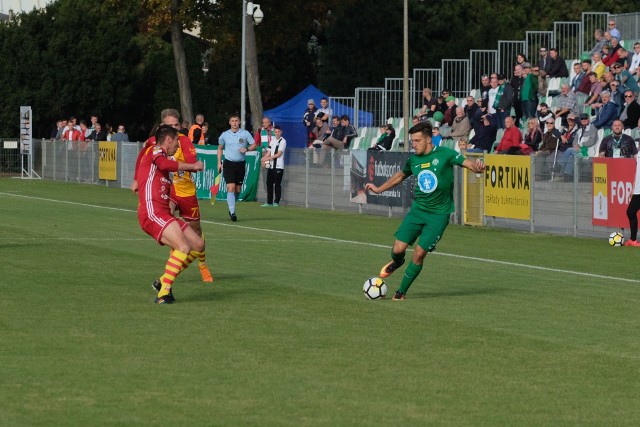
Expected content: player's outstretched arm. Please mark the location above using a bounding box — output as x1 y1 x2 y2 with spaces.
178 160 204 172
462 158 485 174
365 170 406 194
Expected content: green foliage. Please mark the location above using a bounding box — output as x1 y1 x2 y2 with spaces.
3 178 640 425
0 0 638 139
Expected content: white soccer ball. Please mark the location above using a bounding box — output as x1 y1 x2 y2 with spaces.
363 277 387 300
609 232 624 247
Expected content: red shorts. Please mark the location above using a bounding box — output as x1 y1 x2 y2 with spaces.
139 213 189 245
170 193 201 221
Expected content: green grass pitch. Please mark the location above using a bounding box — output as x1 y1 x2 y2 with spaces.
1 179 640 426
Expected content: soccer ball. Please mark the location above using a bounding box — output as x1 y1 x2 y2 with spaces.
609 232 624 246
363 277 387 300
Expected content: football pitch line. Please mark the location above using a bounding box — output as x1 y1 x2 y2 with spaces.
3 191 640 284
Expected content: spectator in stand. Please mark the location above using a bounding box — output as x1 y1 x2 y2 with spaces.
464 95 481 130
317 97 332 123
536 103 555 131
311 116 329 148
570 63 585 93
450 107 471 142
495 74 514 128
521 63 538 119
547 48 569 78
576 60 593 95
180 120 190 136
188 114 206 145
574 113 598 156
417 88 438 118
554 113 579 181
431 126 442 147
515 53 528 67
592 91 618 130
603 44 624 68
536 119 562 178
555 84 578 127
537 46 552 77
599 120 637 157
585 72 603 111
608 81 624 115
608 19 621 41
111 125 129 142
487 75 499 115
63 119 82 150
435 95 447 115
369 124 395 151
302 99 318 144
523 117 543 152
591 52 606 80
629 43 640 78
511 64 524 127
437 89 451 113
105 123 115 141
254 116 275 151
468 114 497 153
411 115 420 127
495 116 523 154
318 114 356 165
621 90 640 129
590 29 607 56
53 120 65 139
613 62 640 96
442 96 457 127
201 123 212 145
93 122 107 141
480 75 491 109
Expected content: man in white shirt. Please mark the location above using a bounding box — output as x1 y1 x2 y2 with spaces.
629 42 640 78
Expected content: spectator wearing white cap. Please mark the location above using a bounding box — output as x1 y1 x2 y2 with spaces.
302 99 318 145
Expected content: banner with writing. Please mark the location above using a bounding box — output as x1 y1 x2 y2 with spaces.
483 154 531 220
98 141 117 180
359 151 411 207
592 158 636 228
194 148 260 201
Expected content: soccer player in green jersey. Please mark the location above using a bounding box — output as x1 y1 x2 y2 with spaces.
365 121 485 300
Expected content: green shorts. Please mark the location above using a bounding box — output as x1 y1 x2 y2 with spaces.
394 208 450 252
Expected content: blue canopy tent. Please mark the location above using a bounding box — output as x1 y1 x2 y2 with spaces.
263 84 373 149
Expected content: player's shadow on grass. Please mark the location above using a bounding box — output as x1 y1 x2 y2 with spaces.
411 288 499 299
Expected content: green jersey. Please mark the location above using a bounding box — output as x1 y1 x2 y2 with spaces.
402 146 466 214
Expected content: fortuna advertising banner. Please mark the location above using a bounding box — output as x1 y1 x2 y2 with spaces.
98 141 117 180
194 148 260 201
483 154 531 220
592 158 636 228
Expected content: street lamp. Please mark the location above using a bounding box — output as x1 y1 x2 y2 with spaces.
241 1 264 130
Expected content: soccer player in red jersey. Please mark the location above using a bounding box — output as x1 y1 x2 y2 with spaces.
137 124 204 304
132 109 214 283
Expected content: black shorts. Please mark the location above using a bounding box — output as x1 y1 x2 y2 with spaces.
222 159 246 185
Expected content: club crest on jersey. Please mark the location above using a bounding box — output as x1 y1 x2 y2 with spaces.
239 138 245 143
433 159 440 166
417 169 438 193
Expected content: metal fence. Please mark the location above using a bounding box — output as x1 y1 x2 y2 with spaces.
12 142 621 240
554 21 582 61
0 138 20 176
342 11 640 126
355 87 385 128
612 12 640 42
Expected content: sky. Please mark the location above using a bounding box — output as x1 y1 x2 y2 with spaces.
0 0 52 14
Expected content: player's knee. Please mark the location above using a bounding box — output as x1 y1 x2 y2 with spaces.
176 242 191 254
192 236 204 252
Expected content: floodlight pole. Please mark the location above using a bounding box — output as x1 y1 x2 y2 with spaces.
402 0 409 152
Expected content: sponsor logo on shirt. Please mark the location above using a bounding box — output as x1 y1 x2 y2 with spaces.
417 170 438 193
